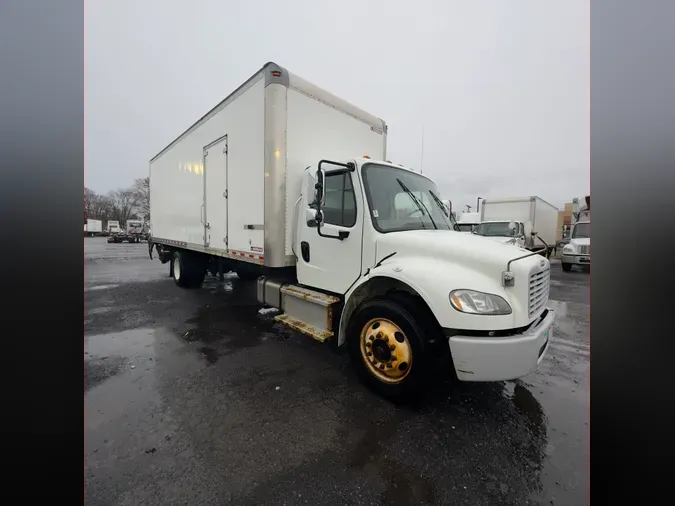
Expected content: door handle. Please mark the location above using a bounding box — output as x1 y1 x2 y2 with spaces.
200 204 205 225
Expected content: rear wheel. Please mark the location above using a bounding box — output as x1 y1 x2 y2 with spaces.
561 262 572 272
172 250 206 288
347 296 436 400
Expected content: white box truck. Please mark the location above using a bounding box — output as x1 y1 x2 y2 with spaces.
455 212 481 233
561 195 590 272
476 197 558 257
84 219 102 236
149 62 554 400
106 220 121 234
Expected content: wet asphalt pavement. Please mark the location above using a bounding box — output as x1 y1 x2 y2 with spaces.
85 238 589 505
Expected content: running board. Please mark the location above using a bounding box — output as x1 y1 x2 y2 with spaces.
257 278 340 343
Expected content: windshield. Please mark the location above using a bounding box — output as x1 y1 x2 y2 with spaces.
572 222 590 238
362 164 454 232
474 222 518 237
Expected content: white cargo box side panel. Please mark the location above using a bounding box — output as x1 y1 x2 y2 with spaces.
214 78 265 255
150 77 265 251
284 87 386 257
532 197 559 246
481 199 532 223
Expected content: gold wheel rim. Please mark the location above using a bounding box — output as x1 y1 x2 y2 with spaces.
359 318 413 384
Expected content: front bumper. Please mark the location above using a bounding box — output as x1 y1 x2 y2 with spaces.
447 309 555 382
562 254 590 265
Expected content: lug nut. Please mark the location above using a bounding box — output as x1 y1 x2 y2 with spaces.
384 336 389 342
367 351 372 356
379 364 385 370
377 332 383 339
369 335 374 341
390 345 396 351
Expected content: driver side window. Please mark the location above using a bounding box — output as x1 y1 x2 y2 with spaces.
322 172 357 227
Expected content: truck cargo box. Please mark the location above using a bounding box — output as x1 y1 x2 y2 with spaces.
150 62 387 268
480 196 558 248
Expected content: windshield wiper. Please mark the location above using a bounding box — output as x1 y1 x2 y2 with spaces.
396 179 437 229
429 189 460 231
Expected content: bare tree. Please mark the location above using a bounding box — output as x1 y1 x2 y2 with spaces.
85 187 114 224
133 177 150 220
108 188 139 225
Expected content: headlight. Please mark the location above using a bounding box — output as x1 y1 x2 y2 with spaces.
563 245 575 254
449 289 512 315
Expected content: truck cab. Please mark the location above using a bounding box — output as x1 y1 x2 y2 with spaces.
455 212 481 233
473 220 527 248
107 221 120 234
260 157 555 398
561 196 590 272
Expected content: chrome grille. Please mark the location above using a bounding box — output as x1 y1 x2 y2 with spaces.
528 267 550 318
578 245 590 255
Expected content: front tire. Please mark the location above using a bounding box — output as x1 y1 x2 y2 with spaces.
346 297 434 401
561 262 572 272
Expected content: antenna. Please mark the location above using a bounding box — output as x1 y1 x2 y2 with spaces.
420 125 425 174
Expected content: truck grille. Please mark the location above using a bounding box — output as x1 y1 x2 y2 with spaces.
578 245 590 255
528 267 550 318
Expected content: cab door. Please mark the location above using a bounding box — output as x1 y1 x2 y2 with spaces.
296 166 364 294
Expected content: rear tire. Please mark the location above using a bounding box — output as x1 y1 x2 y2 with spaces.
561 262 572 272
172 250 206 288
346 296 438 401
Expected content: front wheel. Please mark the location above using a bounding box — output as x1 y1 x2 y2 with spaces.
347 297 432 400
561 262 572 272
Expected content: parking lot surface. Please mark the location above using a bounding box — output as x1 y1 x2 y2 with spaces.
85 238 589 505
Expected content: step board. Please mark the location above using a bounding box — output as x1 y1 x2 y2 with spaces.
275 285 340 343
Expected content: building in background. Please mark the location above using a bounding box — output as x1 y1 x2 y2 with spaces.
557 202 574 241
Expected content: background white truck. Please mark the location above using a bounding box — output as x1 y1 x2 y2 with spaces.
84 219 102 236
476 196 558 257
455 211 481 233
149 62 554 400
106 220 121 234
561 195 590 272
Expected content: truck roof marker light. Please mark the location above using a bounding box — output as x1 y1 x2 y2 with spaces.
363 155 371 159
271 71 281 77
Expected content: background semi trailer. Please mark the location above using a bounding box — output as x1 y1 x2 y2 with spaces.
84 219 102 236
149 62 554 399
476 196 558 256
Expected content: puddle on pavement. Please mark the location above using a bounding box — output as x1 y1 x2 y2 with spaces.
180 295 286 364
86 284 120 291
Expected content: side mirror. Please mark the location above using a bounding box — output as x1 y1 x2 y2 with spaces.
313 168 326 207
306 208 319 227
442 199 452 215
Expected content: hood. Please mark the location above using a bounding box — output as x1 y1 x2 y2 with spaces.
479 235 519 246
569 237 590 247
375 230 539 276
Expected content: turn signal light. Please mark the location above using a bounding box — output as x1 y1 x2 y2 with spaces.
363 155 371 159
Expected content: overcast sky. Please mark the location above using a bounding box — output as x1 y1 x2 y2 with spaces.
85 0 588 211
